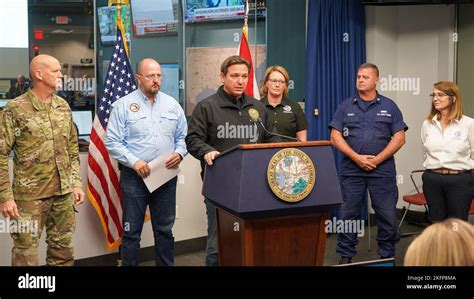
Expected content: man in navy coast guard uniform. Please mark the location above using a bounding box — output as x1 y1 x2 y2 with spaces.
329 63 408 264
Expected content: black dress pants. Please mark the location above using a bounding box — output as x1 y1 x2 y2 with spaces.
422 171 473 222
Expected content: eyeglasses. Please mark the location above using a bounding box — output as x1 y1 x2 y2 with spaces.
139 73 162 80
429 92 451 100
268 79 286 85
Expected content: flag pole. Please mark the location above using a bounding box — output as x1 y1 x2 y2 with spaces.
88 0 138 257
239 0 259 99
108 0 130 56
243 0 249 38
243 0 257 78
253 0 257 82
107 0 131 266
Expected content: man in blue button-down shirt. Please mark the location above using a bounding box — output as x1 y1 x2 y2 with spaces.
329 63 407 264
105 58 187 266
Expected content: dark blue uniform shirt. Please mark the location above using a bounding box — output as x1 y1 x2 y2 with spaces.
329 93 408 177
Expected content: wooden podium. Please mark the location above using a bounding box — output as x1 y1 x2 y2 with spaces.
203 141 343 266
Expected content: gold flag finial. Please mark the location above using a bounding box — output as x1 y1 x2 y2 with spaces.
107 0 130 23
242 0 249 38
108 0 131 56
108 0 130 7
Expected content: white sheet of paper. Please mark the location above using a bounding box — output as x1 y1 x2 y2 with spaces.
142 153 180 192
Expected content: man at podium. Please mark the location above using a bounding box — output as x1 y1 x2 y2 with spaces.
186 55 279 266
329 63 408 264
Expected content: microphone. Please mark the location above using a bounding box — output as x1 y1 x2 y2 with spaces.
248 108 299 142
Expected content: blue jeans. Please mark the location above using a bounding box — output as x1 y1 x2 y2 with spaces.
204 198 219 266
120 166 177 266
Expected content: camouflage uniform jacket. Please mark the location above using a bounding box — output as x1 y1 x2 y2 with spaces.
0 89 82 203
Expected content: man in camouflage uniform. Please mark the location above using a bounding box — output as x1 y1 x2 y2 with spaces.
0 54 85 266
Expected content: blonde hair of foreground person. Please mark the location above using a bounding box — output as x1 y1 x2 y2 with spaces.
404 218 474 266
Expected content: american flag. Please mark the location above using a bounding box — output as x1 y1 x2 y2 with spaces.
87 27 136 250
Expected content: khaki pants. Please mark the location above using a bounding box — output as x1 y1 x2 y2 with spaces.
11 193 76 266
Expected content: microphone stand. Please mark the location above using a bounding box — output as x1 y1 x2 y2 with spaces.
252 118 299 142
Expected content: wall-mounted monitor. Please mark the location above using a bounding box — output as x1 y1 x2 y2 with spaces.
72 110 93 136
0 0 28 48
0 0 29 78
0 80 12 99
131 0 179 36
0 100 10 108
97 5 131 46
184 0 266 23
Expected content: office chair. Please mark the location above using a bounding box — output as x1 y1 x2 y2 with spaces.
398 170 430 237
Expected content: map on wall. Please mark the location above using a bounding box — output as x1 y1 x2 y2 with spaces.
186 45 266 116
160 63 180 104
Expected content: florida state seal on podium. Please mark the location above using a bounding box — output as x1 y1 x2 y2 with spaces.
203 141 343 266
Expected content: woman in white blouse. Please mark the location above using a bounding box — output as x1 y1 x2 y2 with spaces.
421 81 474 222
